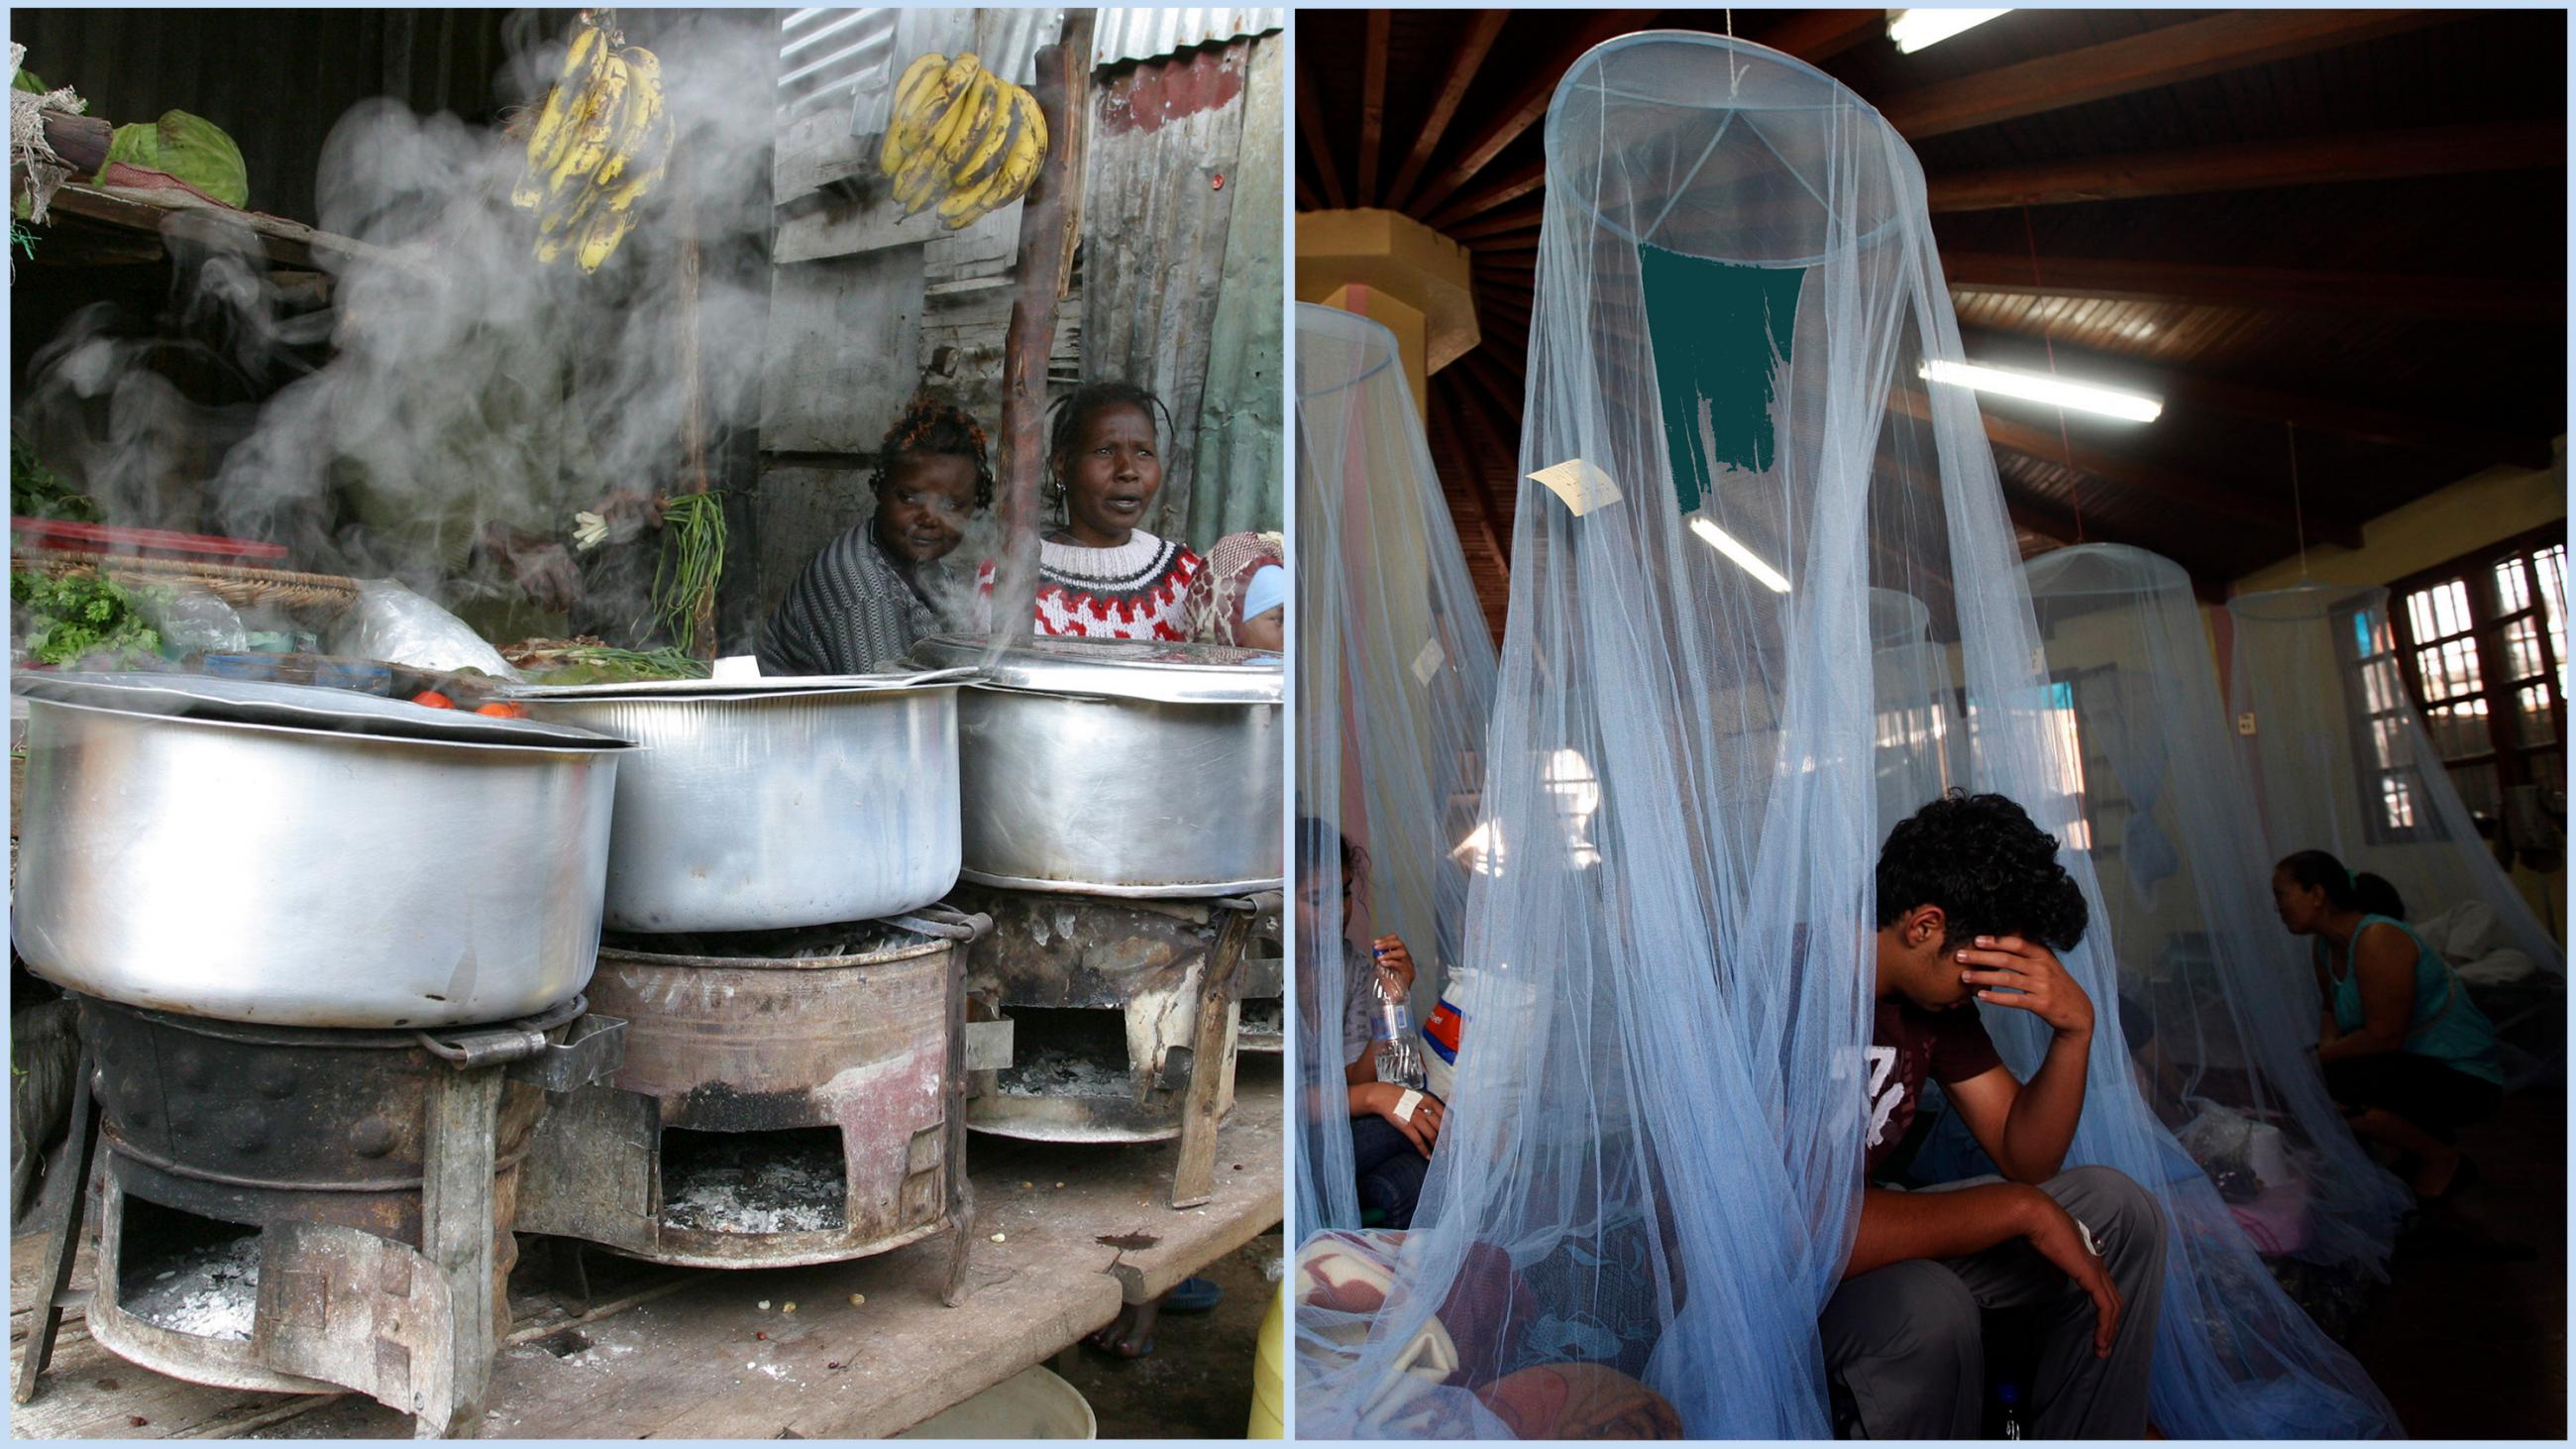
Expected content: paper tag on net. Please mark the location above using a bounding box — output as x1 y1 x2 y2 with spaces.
1412 637 1447 687
2237 711 2258 736
1528 457 1624 516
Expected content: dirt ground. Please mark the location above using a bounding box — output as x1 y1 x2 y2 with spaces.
1050 1230 1282 1439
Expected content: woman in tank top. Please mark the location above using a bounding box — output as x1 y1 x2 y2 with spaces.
2271 848 2504 1200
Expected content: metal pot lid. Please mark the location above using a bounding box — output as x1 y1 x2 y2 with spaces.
501 664 978 703
907 634 1282 706
13 670 634 750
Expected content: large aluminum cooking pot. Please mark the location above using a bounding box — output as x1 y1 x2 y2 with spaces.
11 672 631 1029
509 670 969 933
908 636 1281 896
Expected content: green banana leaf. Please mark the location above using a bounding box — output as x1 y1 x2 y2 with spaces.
99 108 248 208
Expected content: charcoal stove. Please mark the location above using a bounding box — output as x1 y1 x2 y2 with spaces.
513 908 993 1291
15 995 626 1439
951 883 1277 1207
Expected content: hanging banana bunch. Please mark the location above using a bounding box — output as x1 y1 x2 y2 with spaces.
511 13 676 275
879 51 1048 231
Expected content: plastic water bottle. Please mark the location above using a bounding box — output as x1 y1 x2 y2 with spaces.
1998 1381 2024 1440
1369 956 1427 1091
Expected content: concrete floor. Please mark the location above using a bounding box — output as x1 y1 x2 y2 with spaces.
2345 1085 2567 1438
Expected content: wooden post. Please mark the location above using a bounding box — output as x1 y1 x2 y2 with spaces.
995 10 1095 641
1171 896 1265 1209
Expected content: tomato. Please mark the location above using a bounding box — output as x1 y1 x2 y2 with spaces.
474 702 528 720
410 690 455 710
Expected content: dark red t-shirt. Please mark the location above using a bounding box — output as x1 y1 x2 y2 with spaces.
1865 999 2003 1177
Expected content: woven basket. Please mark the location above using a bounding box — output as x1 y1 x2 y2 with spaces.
12 550 360 618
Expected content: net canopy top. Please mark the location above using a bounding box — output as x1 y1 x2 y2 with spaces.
2022 542 2197 602
2227 580 2394 622
1545 30 1916 266
1295 303 1404 400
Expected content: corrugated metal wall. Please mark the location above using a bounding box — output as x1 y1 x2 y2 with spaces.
10 9 519 225
1092 8 1284 68
1079 30 1284 549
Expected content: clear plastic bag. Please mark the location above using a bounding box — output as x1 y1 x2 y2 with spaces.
136 589 249 655
325 578 521 679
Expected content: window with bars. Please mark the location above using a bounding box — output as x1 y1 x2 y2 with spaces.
2339 605 2432 842
2384 529 2569 837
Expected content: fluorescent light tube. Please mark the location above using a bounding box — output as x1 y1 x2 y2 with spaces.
1689 516 1793 594
1920 359 2164 423
1886 8 2009 54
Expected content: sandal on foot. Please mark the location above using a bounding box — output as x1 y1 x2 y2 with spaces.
1165 1275 1225 1313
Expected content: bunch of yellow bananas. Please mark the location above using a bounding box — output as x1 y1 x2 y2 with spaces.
511 19 676 275
879 51 1049 230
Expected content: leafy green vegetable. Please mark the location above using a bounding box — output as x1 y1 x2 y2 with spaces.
100 109 248 208
536 644 711 685
12 435 99 521
12 570 167 666
652 493 726 658
12 68 45 94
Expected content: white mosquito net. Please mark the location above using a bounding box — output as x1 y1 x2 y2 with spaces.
2228 581 2566 982
1292 33 2399 1439
1292 303 1502 1238
2022 544 2413 1284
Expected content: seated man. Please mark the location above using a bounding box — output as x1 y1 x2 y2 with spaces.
1825 791 2167 1439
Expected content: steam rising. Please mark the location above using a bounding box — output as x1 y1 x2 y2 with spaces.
16 13 783 647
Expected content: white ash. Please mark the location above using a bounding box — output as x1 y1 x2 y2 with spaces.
661 1135 848 1235
996 1046 1133 1098
122 1234 261 1341
1239 1000 1284 1039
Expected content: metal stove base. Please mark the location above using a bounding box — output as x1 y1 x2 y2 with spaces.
15 1000 625 1439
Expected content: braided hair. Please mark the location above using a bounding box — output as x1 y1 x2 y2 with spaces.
871 395 995 512
1045 381 1177 499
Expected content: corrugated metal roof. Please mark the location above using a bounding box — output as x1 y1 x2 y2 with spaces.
779 9 895 120
1093 8 1285 68
800 9 1285 133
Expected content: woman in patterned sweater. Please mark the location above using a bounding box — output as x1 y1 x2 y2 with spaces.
998 382 1204 639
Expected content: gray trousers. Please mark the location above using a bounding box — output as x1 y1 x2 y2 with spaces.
1821 1165 2166 1439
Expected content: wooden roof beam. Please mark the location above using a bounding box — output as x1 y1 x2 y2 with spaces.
1406 9 1659 218
1356 11 1390 206
1928 120 2566 213
1296 57 1347 209
1888 387 2366 549
1879 10 2453 140
1386 12 1511 211
1427 380 1515 591
1942 251 2560 321
1753 10 1887 64
1449 203 1546 242
1423 159 1547 232
1435 373 1525 604
1955 324 2560 470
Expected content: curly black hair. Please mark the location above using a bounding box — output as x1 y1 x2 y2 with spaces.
1045 381 1176 493
871 394 995 510
2277 848 2407 920
1876 790 2090 951
1295 814 1369 893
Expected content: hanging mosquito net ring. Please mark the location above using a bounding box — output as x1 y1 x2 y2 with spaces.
1546 32 1913 267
